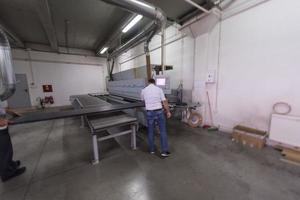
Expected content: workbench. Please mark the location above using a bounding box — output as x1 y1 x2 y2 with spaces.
72 95 138 164
87 112 137 164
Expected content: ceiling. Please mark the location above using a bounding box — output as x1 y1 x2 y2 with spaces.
0 0 213 55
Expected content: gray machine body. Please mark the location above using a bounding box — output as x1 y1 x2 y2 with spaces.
105 65 177 127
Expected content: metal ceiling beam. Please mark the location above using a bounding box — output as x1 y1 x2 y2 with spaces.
183 0 211 13
35 0 58 51
0 19 24 48
177 8 201 24
177 1 213 24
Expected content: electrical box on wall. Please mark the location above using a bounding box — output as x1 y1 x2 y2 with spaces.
43 85 53 92
206 70 216 84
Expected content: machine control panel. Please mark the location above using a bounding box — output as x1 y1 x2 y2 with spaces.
154 75 171 94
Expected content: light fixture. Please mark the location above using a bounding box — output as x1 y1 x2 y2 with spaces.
100 47 108 54
122 15 143 33
129 0 154 10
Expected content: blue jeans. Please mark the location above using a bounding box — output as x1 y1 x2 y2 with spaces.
146 109 169 153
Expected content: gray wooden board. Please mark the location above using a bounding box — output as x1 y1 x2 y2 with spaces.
76 95 111 108
88 113 137 131
11 102 144 125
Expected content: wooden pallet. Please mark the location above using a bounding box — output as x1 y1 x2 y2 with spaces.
280 158 300 167
269 140 300 151
267 141 300 166
281 148 300 163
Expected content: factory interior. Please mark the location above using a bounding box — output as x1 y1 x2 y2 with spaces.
0 0 300 199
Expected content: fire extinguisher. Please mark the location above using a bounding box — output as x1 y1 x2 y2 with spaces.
49 96 54 104
44 96 54 104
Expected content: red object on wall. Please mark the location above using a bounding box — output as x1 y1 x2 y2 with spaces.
44 96 54 104
43 85 53 92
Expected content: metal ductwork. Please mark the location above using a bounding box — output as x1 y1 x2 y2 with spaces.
109 22 157 58
101 0 166 23
101 0 167 59
0 29 16 101
96 14 135 55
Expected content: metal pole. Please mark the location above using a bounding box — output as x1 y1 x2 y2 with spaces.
146 53 152 79
161 23 166 75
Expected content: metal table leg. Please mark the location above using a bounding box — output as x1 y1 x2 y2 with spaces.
131 124 137 150
80 116 85 128
92 133 100 165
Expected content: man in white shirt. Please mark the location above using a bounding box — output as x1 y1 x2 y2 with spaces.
141 78 171 157
0 101 26 182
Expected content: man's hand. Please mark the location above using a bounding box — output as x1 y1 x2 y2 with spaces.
0 118 8 127
162 100 171 119
166 111 172 119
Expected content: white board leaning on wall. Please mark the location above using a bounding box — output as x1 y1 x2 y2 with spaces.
269 114 300 148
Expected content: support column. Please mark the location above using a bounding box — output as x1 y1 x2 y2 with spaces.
80 116 85 128
131 124 137 150
92 134 100 165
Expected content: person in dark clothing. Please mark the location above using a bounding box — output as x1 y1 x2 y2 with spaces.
0 106 26 182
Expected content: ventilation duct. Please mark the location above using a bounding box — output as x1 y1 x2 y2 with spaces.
101 0 166 23
0 29 16 101
109 22 158 58
101 0 167 59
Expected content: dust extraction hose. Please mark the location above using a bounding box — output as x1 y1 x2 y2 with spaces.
0 29 16 101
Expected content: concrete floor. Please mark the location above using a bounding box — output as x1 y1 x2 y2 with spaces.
0 118 299 200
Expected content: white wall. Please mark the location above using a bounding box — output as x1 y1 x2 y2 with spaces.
12 49 107 107
117 25 195 92
192 0 300 131
116 0 300 132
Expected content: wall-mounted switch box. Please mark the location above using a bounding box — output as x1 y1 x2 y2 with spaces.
206 70 216 83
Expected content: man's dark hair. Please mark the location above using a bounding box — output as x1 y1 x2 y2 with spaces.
148 78 155 84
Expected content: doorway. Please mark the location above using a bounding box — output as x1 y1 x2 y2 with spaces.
8 74 32 108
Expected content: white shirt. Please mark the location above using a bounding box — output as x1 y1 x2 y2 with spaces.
141 84 166 110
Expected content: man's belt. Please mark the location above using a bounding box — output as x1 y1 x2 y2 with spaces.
147 109 163 112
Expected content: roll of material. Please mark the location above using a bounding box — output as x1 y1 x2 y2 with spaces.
188 112 203 128
0 29 16 101
272 102 292 115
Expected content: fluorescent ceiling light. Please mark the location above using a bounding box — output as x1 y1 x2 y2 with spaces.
122 15 143 33
100 47 108 54
129 0 154 9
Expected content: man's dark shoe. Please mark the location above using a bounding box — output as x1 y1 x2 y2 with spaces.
8 160 21 170
12 160 21 168
1 167 26 182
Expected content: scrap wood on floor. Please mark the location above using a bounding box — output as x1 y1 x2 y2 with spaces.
281 148 300 162
274 145 300 166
